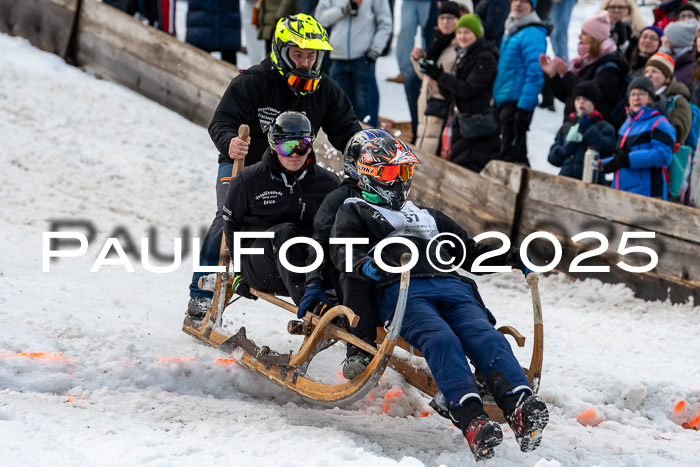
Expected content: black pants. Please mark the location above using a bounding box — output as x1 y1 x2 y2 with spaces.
499 101 530 167
336 273 377 356
240 223 307 305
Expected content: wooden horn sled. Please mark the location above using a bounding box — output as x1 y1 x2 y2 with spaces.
183 190 545 418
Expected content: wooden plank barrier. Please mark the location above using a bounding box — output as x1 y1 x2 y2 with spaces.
2 0 697 304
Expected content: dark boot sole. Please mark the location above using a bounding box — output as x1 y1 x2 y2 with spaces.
517 397 549 452
471 423 503 461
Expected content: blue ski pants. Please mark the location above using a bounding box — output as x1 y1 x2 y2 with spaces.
377 277 530 410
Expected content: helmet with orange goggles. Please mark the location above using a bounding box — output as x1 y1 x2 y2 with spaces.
343 129 395 179
271 14 333 96
357 134 419 210
267 111 315 157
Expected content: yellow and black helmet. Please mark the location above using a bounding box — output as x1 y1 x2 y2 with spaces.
271 14 333 96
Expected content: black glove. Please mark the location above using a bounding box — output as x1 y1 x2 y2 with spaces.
504 248 529 275
343 0 359 16
418 58 442 80
514 108 533 134
365 49 379 64
603 147 630 173
232 275 257 300
613 21 628 47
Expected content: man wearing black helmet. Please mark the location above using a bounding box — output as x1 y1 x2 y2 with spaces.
187 13 361 318
219 111 339 306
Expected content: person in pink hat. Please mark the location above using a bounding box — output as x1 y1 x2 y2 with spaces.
540 10 630 128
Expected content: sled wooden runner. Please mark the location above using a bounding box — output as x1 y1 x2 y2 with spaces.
184 261 543 419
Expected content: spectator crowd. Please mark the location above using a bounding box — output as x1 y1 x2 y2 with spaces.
107 0 700 207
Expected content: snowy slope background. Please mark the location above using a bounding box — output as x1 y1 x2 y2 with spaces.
1 0 699 465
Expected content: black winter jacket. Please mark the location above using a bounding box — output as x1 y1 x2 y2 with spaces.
222 149 340 257
209 56 362 166
329 199 526 291
547 51 630 128
305 177 362 285
547 111 616 183
437 38 501 172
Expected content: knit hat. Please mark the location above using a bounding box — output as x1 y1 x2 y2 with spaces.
627 76 656 98
452 0 474 14
572 81 601 108
581 11 611 43
639 25 663 39
456 14 483 38
677 3 700 18
645 52 676 79
438 1 461 19
663 18 699 48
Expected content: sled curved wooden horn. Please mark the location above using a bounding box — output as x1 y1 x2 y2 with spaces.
525 273 544 393
230 253 412 407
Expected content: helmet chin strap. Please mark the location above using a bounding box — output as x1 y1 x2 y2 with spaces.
361 191 383 205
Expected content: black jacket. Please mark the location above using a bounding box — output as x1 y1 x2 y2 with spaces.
305 177 362 285
547 51 630 128
436 37 501 172
547 111 616 183
222 149 340 256
209 56 362 166
329 199 525 291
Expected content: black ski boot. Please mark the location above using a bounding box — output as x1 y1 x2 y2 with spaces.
506 394 549 452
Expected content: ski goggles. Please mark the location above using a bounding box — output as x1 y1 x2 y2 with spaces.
286 74 321 94
274 137 313 157
358 162 414 183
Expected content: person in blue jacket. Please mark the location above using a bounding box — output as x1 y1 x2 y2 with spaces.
493 0 550 166
548 81 616 183
185 0 241 65
601 76 676 199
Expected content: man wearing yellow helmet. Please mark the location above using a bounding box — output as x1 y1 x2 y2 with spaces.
188 13 362 319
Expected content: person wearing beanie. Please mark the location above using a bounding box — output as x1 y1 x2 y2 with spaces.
548 80 616 183
653 0 691 30
456 13 483 38
627 26 663 77
540 11 629 128
677 3 700 22
600 76 676 199
644 53 693 143
410 1 461 155
661 18 699 87
439 0 462 19
493 0 549 166
419 13 501 172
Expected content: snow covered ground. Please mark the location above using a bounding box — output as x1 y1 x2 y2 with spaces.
1 1 700 465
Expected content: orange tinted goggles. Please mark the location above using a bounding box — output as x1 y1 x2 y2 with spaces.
359 163 414 183
287 74 321 93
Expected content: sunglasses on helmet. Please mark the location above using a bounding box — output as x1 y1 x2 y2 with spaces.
274 137 313 157
358 162 414 183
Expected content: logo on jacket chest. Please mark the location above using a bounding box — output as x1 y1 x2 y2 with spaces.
256 190 284 205
258 107 282 133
